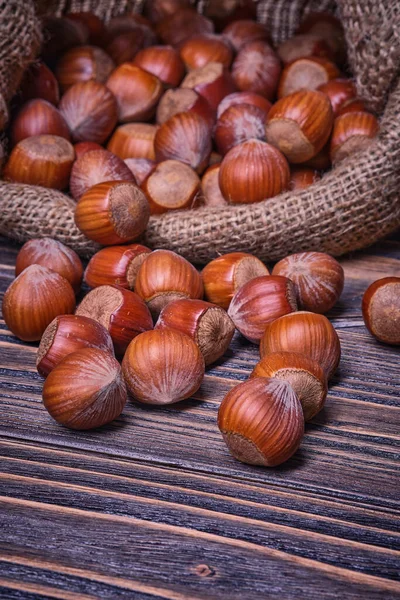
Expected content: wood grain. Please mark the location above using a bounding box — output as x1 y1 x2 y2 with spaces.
0 235 400 599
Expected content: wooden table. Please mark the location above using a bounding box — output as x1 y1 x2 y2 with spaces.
0 234 399 599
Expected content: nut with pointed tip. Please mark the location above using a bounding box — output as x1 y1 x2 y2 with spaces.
181 62 236 112
155 299 235 365
214 103 266 155
37 315 115 377
70 149 136 201
124 158 156 185
202 252 269 310
2 265 76 342
155 8 214 47
296 12 346 65
59 81 118 144
289 167 320 190
74 141 103 159
76 285 153 356
106 64 163 123
145 0 191 23
142 160 200 214
251 352 327 421
362 277 400 345
154 112 212 174
42 347 127 430
106 30 145 65
11 99 70 147
222 19 271 52
42 16 89 67
272 252 344 313
199 164 227 207
15 238 83 294
156 88 215 127
260 311 341 379
84 244 151 290
266 90 333 164
20 62 60 106
133 45 185 87
336 98 366 117
228 275 297 343
135 249 204 319
317 78 357 117
330 111 379 164
278 56 340 99
180 34 233 70
107 124 157 161
231 41 281 101
55 45 115 92
74 181 149 245
217 91 272 119
122 329 205 405
219 139 290 203
218 377 304 466
277 34 334 64
65 12 106 46
3 135 75 190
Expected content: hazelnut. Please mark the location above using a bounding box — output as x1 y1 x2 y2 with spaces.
260 311 341 379
222 19 271 52
251 352 327 421
277 34 334 64
228 275 297 343
74 141 103 159
278 56 340 99
330 111 379 164
142 160 200 214
199 164 228 207
74 181 150 245
76 285 153 356
214 103 266 155
124 158 156 186
155 298 235 365
122 329 205 404
55 45 115 92
362 277 400 345
231 41 281 101
289 167 320 190
107 123 157 161
15 238 83 294
202 252 269 310
180 34 233 70
155 8 214 47
133 45 185 88
156 88 215 127
37 315 114 377
317 78 357 117
42 348 127 429
84 244 151 290
2 265 76 341
106 31 145 65
11 99 70 147
20 62 60 106
181 61 236 112
135 249 204 318
218 377 304 466
265 90 333 163
217 91 272 119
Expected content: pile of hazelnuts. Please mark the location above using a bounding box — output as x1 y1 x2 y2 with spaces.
2 2 380 226
3 236 399 466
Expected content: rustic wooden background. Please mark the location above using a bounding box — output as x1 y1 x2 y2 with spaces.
0 233 399 599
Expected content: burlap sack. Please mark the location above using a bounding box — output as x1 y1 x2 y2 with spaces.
0 0 399 261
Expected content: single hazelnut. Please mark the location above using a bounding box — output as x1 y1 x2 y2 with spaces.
260 311 341 379
122 329 205 404
231 41 281 100
106 64 163 123
65 12 106 46
228 275 297 343
296 12 346 65
70 149 136 201
199 164 228 207
42 348 127 429
180 34 233 70
3 135 75 190
272 252 344 313
106 30 145 65
154 112 212 174
84 244 151 290
217 91 272 119
55 45 115 92
145 0 191 24
124 158 156 185
155 8 214 47
277 34 334 64
336 98 366 117
76 285 153 356
289 167 320 190
317 78 357 117
265 90 333 163
133 45 185 87
202 252 269 310
135 249 204 318
181 61 236 112
278 56 340 99
15 238 83 294
251 352 328 421
107 123 158 161
74 181 150 245
59 81 118 144
218 377 304 466
37 315 114 377
142 160 200 214
74 141 103 158
362 277 400 345
219 139 290 204
42 16 89 67
222 19 271 52
330 111 379 164
20 62 60 106
11 99 70 147
156 88 215 127
155 298 235 364
2 265 76 341
214 103 266 155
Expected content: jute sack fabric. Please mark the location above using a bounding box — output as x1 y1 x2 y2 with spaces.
0 0 399 261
